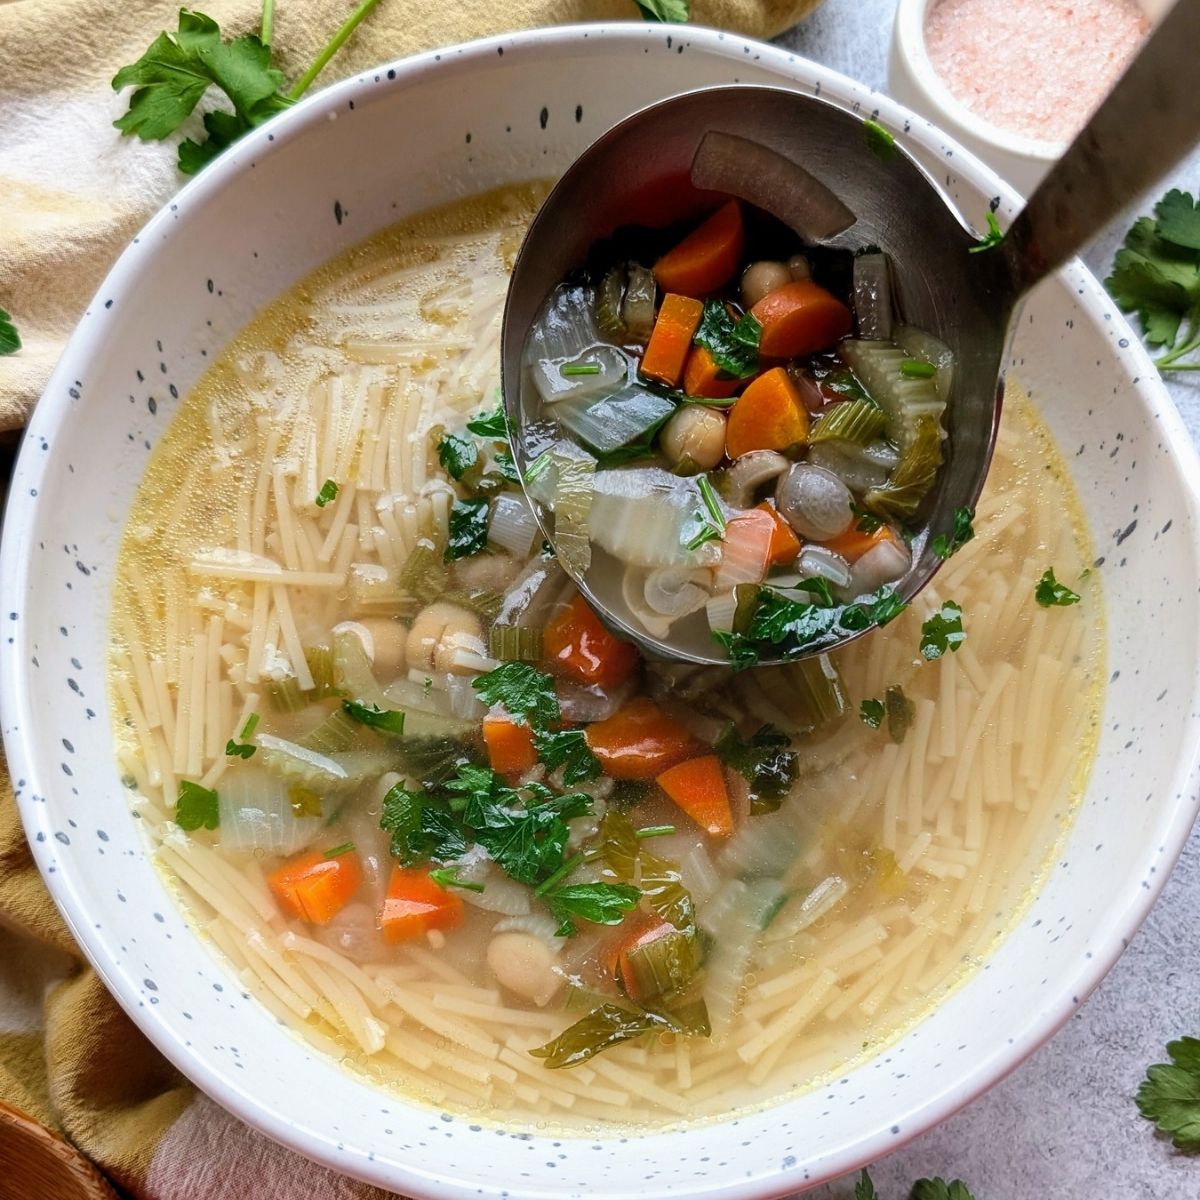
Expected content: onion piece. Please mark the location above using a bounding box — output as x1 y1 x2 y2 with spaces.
554 382 675 458
524 282 601 364
530 343 629 406
894 324 955 404
690 130 856 241
715 517 773 590
217 766 321 856
494 912 562 944
795 544 854 590
446 674 488 719
705 588 739 633
852 252 894 341
644 565 712 618
488 493 539 558
591 468 722 569
846 536 912 598
621 263 657 342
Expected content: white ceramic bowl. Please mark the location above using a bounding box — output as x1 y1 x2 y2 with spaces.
889 0 1168 195
3 23 1200 1200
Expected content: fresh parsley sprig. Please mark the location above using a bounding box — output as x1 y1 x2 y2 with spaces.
932 506 975 560
919 601 965 659
112 2 384 175
634 0 690 21
0 308 20 356
1136 1035 1200 1149
176 779 219 830
1034 567 1081 608
969 211 1004 254
855 1169 977 1200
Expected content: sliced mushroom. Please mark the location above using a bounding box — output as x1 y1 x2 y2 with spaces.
622 569 672 640
718 450 790 508
775 464 855 541
846 536 911 597
644 565 712 619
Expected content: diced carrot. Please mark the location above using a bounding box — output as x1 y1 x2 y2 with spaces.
608 917 677 1002
379 866 464 944
268 848 363 926
584 697 696 781
756 501 802 566
715 508 776 590
483 716 537 776
750 280 853 358
640 293 704 388
821 522 899 563
656 754 734 838
653 200 745 297
682 344 745 399
544 594 640 690
725 367 810 459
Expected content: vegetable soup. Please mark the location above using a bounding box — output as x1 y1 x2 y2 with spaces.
110 182 1102 1130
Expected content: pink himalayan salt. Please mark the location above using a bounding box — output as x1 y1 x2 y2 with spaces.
924 0 1149 143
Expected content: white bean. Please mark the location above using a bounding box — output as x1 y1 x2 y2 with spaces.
405 602 482 674
486 931 563 1006
659 405 727 471
741 260 792 309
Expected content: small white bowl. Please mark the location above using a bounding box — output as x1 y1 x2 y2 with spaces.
889 0 1166 195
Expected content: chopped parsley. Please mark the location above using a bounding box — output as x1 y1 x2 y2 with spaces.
969 210 1005 254
860 699 885 728
1136 1036 1200 1150
534 727 603 784
224 738 256 759
932 506 976 560
561 362 602 376
900 358 935 379
429 868 485 893
851 503 884 534
473 662 561 728
494 449 521 483
919 601 965 659
694 299 761 378
884 685 916 744
715 724 799 815
341 699 405 736
466 404 510 439
175 779 219 831
855 1170 976 1200
863 118 897 162
437 432 479 481
444 497 490 562
1034 567 1081 607
315 479 339 507
380 781 469 865
633 0 690 23
544 881 640 936
0 308 20 356
688 474 727 550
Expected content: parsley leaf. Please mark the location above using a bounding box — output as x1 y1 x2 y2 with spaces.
342 699 405 736
544 882 640 936
437 432 479 481
444 497 490 562
909 1180 977 1200
429 868 485 893
932 506 975 560
1155 188 1200 252
1136 1035 1200 1150
494 448 521 483
315 478 339 507
694 300 761 378
531 1002 670 1068
851 503 883 534
379 781 467 865
1035 567 1081 607
863 118 897 162
466 404 510 439
920 601 965 659
714 724 798 814
472 662 560 728
969 210 1005 254
176 779 219 831
855 1171 879 1200
225 738 256 759
860 699 885 728
633 0 690 22
534 727 603 784
884 685 915 744
0 308 21 356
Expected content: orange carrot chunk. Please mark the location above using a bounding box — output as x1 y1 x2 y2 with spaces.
584 697 695 781
483 716 538 776
725 367 810 459
821 522 899 563
682 344 745 399
640 293 704 388
656 754 734 838
379 866 464 944
544 594 640 690
756 501 803 566
750 280 853 358
653 200 745 297
269 848 363 926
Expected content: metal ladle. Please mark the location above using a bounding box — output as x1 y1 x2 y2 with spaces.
500 0 1200 667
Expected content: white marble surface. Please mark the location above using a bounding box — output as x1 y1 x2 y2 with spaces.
771 2 1200 1195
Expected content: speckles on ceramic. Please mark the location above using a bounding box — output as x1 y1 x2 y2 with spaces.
2 22 1200 1200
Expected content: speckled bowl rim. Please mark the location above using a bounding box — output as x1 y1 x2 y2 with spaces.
3 22 1200 1199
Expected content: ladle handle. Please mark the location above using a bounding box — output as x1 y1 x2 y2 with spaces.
1002 0 1200 297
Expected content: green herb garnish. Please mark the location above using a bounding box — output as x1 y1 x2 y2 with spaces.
884 685 915 744
1136 1035 1200 1150
863 118 897 162
466 404 510 439
472 662 559 728
444 497 490 561
544 881 640 936
919 601 965 659
429 868 485 893
860 699 885 728
112 3 383 175
715 724 799 814
851 503 884 534
633 0 690 22
694 299 761 378
534 727 603 784
380 781 469 865
224 738 256 759
932 506 975 560
0 309 20 356
1035 567 1081 607
969 210 1005 254
315 479 339 508
900 358 936 379
323 842 355 858
175 779 219 831
437 432 479 481
561 362 602 376
341 699 405 736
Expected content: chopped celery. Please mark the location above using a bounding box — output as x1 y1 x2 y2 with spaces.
256 733 392 795
265 674 310 713
393 736 476 788
732 583 761 635
596 265 627 339
551 452 596 578
554 383 676 458
304 645 337 695
441 588 503 621
530 1003 669 1069
332 627 389 709
619 928 700 1003
809 398 888 447
621 263 656 342
788 654 849 728
839 339 945 451
399 542 448 606
894 324 955 404
488 624 545 662
298 706 363 754
861 415 942 521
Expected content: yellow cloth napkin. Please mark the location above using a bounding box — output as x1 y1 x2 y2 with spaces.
0 3 821 1194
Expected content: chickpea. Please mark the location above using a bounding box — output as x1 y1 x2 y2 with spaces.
486 931 563 1007
740 260 791 309
405 601 483 675
787 253 812 281
659 405 727 472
